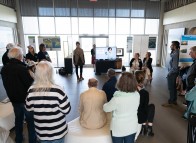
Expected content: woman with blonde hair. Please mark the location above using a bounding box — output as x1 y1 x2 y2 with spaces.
25 61 71 143
103 72 140 143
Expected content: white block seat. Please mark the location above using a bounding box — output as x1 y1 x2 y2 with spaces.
65 117 112 143
0 102 15 131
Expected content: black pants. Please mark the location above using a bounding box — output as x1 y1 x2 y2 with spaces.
75 65 83 77
147 104 155 123
187 113 196 143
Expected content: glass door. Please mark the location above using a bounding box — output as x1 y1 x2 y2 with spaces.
80 36 108 65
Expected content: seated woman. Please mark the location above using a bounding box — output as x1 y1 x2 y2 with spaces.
79 78 107 129
129 53 142 74
142 52 153 83
134 71 155 141
103 72 140 143
26 45 38 62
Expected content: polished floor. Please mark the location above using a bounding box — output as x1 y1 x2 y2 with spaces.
9 67 187 143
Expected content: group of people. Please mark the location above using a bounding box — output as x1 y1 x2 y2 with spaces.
79 68 155 143
162 41 196 143
129 52 153 84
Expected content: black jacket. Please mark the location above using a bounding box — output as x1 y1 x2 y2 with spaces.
102 76 117 102
138 89 149 124
2 50 9 66
143 58 153 73
186 59 196 91
1 59 33 103
129 58 142 70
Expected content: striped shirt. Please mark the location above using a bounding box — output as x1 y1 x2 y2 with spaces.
25 85 71 141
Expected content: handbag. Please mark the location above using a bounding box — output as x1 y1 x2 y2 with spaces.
188 113 196 127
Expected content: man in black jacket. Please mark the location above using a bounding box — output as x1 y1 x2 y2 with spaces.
1 47 36 143
2 43 14 66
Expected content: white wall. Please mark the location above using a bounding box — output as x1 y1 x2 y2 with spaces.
163 2 196 25
0 4 17 23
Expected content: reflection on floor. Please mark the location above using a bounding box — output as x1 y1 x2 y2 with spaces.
9 67 187 143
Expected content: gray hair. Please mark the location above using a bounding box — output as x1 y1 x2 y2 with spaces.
6 43 15 50
33 61 54 89
88 78 98 87
8 47 23 60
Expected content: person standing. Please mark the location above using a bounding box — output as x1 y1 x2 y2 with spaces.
37 43 52 62
162 41 180 106
2 43 14 66
91 44 96 68
1 47 36 143
102 68 117 102
79 78 107 129
25 61 71 143
73 41 85 81
103 72 140 143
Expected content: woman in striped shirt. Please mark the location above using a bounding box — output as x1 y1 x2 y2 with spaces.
25 61 71 143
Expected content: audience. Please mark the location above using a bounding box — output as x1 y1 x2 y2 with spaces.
79 78 107 129
102 68 117 102
26 45 38 62
135 70 155 141
25 61 71 143
2 43 14 66
1 47 36 143
37 43 52 62
129 53 142 74
103 72 140 143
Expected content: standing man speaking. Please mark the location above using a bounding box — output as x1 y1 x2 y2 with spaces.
163 41 180 106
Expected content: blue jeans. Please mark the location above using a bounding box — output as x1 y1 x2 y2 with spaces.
167 73 178 103
12 103 36 143
111 132 136 143
39 137 65 143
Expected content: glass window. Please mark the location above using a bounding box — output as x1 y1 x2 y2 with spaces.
145 19 159 34
116 0 130 18
109 18 115 34
71 18 79 34
116 18 130 34
22 17 39 34
131 18 144 34
79 18 93 34
55 17 71 34
116 35 130 66
95 38 108 47
94 18 108 35
39 17 55 34
109 35 116 47
37 0 54 16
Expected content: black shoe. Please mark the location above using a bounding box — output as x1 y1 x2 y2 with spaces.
140 125 147 135
146 126 154 136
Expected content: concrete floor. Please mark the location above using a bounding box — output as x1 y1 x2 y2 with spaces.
9 67 187 143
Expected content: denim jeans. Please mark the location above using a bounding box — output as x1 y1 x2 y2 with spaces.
38 137 65 143
12 103 36 143
111 132 136 143
75 65 83 77
167 73 178 103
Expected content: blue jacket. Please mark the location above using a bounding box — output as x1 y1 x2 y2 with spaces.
185 86 196 114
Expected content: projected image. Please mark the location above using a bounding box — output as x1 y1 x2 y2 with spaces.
96 47 116 60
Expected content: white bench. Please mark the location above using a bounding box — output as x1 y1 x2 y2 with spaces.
0 102 15 131
65 117 112 143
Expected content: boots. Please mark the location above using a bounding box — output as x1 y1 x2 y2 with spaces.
80 75 84 81
140 125 147 135
146 126 154 136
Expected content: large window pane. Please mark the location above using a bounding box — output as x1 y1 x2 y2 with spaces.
94 18 108 35
39 17 55 34
145 19 159 34
131 18 144 34
55 17 71 34
37 0 54 16
116 18 130 34
22 17 39 34
131 1 145 18
79 18 93 34
71 18 79 34
116 0 130 17
109 18 115 34
109 35 116 47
